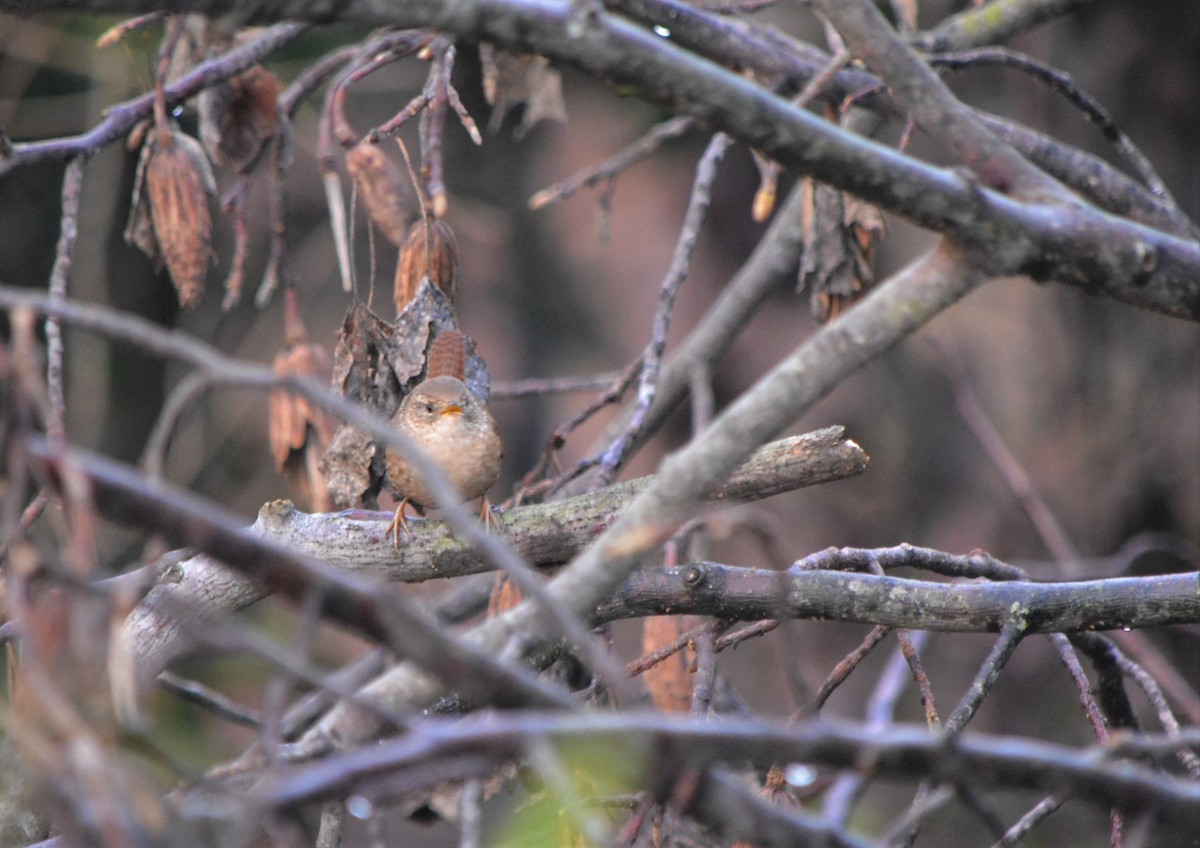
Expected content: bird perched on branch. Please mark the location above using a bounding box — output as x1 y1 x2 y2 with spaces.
384 331 502 542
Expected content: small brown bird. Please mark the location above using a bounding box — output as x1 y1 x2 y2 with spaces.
385 375 503 541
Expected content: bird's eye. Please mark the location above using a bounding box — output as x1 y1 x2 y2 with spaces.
422 402 434 414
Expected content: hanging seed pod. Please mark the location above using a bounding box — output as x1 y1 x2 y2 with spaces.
144 125 216 308
345 141 413 246
394 217 458 313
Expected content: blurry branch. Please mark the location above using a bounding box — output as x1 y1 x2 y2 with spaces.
21 436 577 711
687 768 871 848
931 338 1085 575
261 712 1200 830
0 21 307 174
490 370 624 399
912 0 1099 52
596 564 1200 633
18 426 863 690
156 671 264 728
44 156 84 441
528 114 693 211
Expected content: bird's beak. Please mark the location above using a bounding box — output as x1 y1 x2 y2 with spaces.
441 403 463 417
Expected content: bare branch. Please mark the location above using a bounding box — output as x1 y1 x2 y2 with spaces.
260 712 1200 829
596 562 1200 633
0 21 307 174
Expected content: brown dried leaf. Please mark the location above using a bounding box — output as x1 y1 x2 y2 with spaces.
480 44 567 137
124 132 161 268
799 177 884 322
198 64 281 172
395 217 458 313
345 142 414 246
270 293 336 511
487 574 524 617
751 151 780 223
641 615 693 713
144 126 215 308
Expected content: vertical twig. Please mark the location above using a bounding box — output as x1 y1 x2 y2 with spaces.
591 133 733 489
46 155 85 442
823 630 930 825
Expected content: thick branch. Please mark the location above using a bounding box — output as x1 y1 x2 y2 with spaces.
260 426 867 582
596 563 1200 634
20 426 863 690
610 0 1195 238
814 0 1072 202
4 1 1199 316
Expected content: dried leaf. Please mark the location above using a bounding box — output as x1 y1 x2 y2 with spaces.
751 151 780 223
641 615 693 713
799 177 884 322
124 131 161 268
143 125 216 308
269 291 336 511
345 141 414 246
395 217 458 313
487 574 524 617
480 45 567 137
198 64 281 172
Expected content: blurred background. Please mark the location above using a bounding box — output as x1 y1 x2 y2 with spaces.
1 3 1197 846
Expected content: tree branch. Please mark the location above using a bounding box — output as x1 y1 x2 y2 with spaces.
260 712 1200 830
596 563 1200 633
4 1 1199 317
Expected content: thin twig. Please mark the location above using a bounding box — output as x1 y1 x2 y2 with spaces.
823 631 930 825
141 371 212 480
689 619 723 717
930 336 1084 575
158 671 264 728
490 371 624 399
45 156 85 442
930 47 1186 217
799 625 892 718
591 133 733 489
528 115 694 210
1 23 308 174
990 795 1067 847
